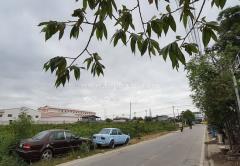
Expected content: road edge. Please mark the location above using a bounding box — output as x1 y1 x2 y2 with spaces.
57 131 177 166
200 125 207 166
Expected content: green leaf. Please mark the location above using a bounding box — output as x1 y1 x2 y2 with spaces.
111 0 117 11
182 43 199 55
137 37 143 52
183 14 188 28
175 43 186 65
166 4 171 12
219 0 226 8
141 39 149 55
160 45 169 61
130 34 138 54
83 0 88 10
162 16 170 35
84 57 93 70
150 39 160 52
88 0 96 9
151 19 162 37
120 32 127 45
202 27 211 47
58 23 65 40
146 23 152 37
93 53 102 61
70 25 80 39
70 66 81 80
113 36 119 46
168 15 176 32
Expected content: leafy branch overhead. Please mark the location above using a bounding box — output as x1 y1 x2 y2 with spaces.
39 0 227 87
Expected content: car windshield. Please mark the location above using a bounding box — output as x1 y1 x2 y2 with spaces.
32 131 49 140
99 128 111 134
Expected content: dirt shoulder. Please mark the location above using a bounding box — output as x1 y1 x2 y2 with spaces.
204 133 240 166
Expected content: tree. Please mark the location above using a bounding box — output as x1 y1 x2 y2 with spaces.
105 118 112 122
38 0 226 87
181 110 195 125
186 6 240 149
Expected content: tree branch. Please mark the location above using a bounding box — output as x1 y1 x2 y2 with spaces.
181 0 206 46
68 7 100 67
137 0 146 34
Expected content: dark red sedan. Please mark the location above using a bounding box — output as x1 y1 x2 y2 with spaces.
16 129 90 161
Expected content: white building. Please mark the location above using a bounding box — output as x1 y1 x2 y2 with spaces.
38 106 96 124
153 115 169 121
193 112 204 122
0 107 41 125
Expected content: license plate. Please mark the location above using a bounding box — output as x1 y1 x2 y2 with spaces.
19 143 23 148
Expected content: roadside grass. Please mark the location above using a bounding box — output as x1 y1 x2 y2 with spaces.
0 121 176 166
32 131 172 166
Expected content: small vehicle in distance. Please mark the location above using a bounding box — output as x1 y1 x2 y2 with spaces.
16 129 90 161
92 128 130 148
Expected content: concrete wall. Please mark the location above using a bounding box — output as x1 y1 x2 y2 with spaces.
0 107 41 124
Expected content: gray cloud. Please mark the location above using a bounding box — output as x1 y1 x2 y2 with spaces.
0 0 238 118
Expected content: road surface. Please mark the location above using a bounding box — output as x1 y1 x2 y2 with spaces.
60 125 206 166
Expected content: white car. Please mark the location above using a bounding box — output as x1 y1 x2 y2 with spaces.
92 128 130 148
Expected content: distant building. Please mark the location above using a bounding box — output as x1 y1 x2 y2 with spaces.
153 115 169 122
113 117 129 122
82 115 101 122
0 107 40 125
193 112 204 122
38 106 96 124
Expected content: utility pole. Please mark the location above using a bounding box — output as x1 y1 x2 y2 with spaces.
129 101 132 120
231 69 240 117
172 106 176 126
176 109 180 120
149 108 152 117
145 110 148 117
232 51 240 118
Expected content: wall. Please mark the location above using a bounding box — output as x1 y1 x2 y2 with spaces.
0 107 41 124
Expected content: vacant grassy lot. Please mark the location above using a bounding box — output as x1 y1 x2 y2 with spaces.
0 121 176 166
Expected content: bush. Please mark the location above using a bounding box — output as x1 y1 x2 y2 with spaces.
105 118 112 123
0 118 176 166
10 112 33 141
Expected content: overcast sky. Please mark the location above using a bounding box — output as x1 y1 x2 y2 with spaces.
0 0 238 119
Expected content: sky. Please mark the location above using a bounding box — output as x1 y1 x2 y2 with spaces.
0 0 238 119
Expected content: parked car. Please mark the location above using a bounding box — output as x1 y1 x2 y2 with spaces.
16 129 90 161
92 128 130 148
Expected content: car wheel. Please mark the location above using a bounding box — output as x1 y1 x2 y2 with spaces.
109 140 115 149
125 138 129 145
41 149 53 160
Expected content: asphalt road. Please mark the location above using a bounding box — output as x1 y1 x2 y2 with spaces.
60 124 206 166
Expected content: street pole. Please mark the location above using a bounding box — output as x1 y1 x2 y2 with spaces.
231 51 240 118
231 69 240 117
172 106 176 126
130 101 132 120
149 108 152 117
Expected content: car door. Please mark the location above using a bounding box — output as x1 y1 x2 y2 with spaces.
117 129 125 144
65 131 80 150
49 131 70 154
110 129 118 144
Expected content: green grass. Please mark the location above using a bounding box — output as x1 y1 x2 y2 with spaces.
0 121 176 166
